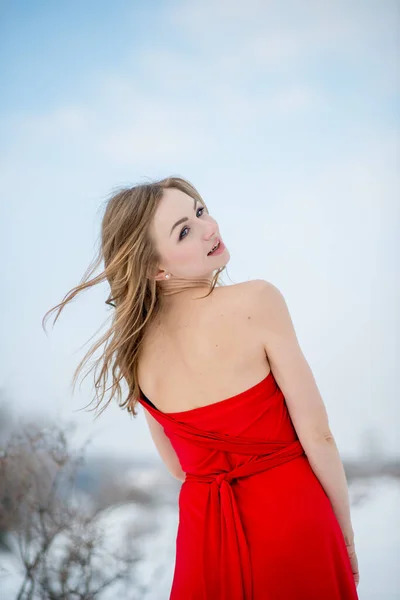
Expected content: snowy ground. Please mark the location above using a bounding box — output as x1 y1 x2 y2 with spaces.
348 476 400 599
1 475 399 599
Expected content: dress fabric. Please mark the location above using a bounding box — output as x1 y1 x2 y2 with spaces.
138 371 359 600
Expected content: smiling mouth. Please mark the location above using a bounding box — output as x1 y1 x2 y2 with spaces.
207 239 220 255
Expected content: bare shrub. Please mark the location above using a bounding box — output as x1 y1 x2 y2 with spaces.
0 421 156 599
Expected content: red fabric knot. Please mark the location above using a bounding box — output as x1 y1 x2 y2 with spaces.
215 472 229 487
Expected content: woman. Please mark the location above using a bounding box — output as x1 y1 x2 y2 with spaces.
43 176 359 599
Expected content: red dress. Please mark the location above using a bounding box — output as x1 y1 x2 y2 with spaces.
138 370 359 599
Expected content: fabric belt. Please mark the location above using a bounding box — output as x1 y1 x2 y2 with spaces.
184 439 305 599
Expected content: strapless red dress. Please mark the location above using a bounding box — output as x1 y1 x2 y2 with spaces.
138 370 359 599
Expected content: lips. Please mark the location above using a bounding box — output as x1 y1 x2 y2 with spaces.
207 238 220 255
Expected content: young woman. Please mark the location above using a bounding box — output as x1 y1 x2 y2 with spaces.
43 176 359 599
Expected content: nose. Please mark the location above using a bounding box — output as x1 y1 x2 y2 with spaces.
204 223 218 241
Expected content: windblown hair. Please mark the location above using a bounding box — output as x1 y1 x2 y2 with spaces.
42 176 227 417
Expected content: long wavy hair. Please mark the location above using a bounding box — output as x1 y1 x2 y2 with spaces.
42 176 227 418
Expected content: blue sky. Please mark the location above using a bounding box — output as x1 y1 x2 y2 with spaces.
1 1 399 461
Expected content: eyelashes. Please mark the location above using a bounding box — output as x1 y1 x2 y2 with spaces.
179 206 206 240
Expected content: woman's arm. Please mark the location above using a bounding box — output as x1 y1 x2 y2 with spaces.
252 279 355 543
143 409 186 482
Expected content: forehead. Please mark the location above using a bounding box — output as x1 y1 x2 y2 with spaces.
152 188 196 230
159 187 195 211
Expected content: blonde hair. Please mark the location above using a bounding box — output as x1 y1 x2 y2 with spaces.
42 176 227 417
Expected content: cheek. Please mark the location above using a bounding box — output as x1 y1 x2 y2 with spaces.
174 243 202 263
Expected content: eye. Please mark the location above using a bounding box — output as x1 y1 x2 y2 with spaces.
179 206 206 240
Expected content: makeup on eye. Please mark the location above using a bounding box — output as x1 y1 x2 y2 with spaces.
178 206 206 240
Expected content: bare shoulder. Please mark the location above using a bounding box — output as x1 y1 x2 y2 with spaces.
217 278 272 303
242 279 304 353
212 280 281 326
243 280 334 445
246 278 283 299
220 279 284 314
241 279 290 320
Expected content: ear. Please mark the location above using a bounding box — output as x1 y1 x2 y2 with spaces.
151 268 169 281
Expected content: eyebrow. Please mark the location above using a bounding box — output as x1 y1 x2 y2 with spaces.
169 197 199 236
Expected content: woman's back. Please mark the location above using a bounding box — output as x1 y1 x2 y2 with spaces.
138 280 270 414
136 281 359 599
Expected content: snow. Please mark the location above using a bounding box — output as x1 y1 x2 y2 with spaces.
349 476 400 599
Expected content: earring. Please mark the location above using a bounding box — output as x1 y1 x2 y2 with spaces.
165 273 171 279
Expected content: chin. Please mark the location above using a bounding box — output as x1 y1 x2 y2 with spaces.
220 248 231 264
214 254 231 271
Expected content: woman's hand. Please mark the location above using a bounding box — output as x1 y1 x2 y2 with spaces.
346 539 360 588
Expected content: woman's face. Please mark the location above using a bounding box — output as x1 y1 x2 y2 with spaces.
150 187 230 281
